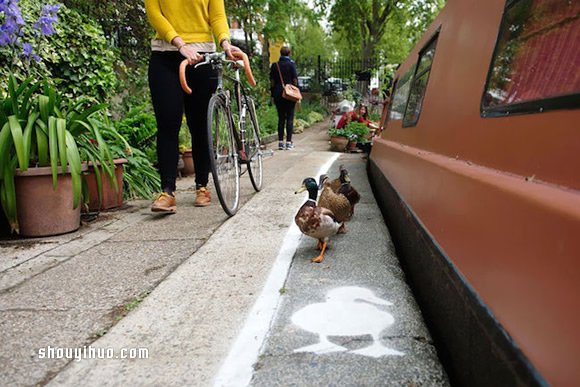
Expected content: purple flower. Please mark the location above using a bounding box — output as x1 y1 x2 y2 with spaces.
20 42 41 62
21 41 32 54
33 3 61 36
0 0 26 46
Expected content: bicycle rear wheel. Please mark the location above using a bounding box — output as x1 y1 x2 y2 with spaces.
244 96 263 191
207 93 240 216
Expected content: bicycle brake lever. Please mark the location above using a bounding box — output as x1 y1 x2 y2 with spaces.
180 55 210 94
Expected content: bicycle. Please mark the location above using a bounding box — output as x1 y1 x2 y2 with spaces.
179 51 265 216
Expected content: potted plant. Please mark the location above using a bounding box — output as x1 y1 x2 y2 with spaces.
178 124 194 177
328 127 350 152
343 121 370 151
0 76 119 236
82 114 132 212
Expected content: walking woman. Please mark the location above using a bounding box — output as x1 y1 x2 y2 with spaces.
145 0 243 213
270 46 299 150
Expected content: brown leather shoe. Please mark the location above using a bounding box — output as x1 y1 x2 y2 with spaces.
194 187 211 207
151 192 176 213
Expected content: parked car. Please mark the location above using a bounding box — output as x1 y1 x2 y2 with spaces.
297 76 312 92
323 77 343 96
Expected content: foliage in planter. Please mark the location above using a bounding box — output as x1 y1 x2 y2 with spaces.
328 121 370 143
106 143 159 201
293 118 309 134
0 76 118 233
0 0 119 103
307 111 324 124
343 121 370 143
328 127 350 138
178 119 192 152
256 104 278 137
114 102 158 162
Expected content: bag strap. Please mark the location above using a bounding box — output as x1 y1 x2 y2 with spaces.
276 62 286 86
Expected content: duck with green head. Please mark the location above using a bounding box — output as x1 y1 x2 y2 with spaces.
295 177 343 263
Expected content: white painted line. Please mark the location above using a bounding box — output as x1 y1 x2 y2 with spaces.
213 153 340 387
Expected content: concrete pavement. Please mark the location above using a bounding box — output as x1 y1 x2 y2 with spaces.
0 119 449 386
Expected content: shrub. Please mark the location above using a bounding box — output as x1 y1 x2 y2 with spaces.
328 127 350 138
0 0 119 103
307 111 324 124
344 121 370 142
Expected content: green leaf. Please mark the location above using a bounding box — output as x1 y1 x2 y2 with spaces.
35 120 49 167
69 103 107 133
65 131 82 208
0 122 13 180
0 157 19 233
8 116 26 170
56 118 68 174
7 75 19 116
18 79 40 119
48 117 58 189
39 95 50 122
22 112 39 171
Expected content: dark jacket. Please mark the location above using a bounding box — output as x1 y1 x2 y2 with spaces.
270 55 298 99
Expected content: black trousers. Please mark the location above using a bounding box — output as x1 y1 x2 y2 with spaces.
274 97 296 142
148 51 217 192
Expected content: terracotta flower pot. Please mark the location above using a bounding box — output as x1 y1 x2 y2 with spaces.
329 136 349 152
181 149 195 176
15 165 87 237
348 140 358 152
85 158 128 211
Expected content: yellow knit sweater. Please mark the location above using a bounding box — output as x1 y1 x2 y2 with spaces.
145 0 230 45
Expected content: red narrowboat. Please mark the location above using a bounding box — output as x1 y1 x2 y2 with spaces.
369 0 580 385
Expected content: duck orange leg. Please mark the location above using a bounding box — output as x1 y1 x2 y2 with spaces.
316 239 324 250
311 241 328 263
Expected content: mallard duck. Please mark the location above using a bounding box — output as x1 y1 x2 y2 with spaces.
337 168 360 216
295 177 342 263
328 165 345 193
318 174 351 233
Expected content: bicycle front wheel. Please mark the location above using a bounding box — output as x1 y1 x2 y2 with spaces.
207 93 240 216
244 96 263 191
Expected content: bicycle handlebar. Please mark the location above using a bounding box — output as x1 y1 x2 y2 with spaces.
179 51 256 94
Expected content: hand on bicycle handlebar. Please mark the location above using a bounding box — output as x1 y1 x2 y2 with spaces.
178 45 203 65
221 40 242 61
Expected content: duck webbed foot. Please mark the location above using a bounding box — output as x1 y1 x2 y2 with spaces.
311 241 328 263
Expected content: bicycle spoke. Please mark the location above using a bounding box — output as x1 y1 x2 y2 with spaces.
208 94 240 215
244 96 264 192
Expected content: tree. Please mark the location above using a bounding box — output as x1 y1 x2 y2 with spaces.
225 0 267 55
328 0 445 63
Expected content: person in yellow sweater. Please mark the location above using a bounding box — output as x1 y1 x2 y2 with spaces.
145 0 242 213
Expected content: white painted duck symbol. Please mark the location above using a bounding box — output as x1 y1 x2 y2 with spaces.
291 286 404 357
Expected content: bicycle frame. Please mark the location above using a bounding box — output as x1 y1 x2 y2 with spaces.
180 52 265 215
196 53 255 163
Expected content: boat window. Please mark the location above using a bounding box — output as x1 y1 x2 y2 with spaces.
482 0 580 117
403 35 439 127
388 65 415 121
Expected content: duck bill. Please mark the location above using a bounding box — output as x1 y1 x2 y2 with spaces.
295 185 307 194
318 175 327 189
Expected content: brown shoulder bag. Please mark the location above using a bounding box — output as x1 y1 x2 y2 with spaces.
276 62 302 102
